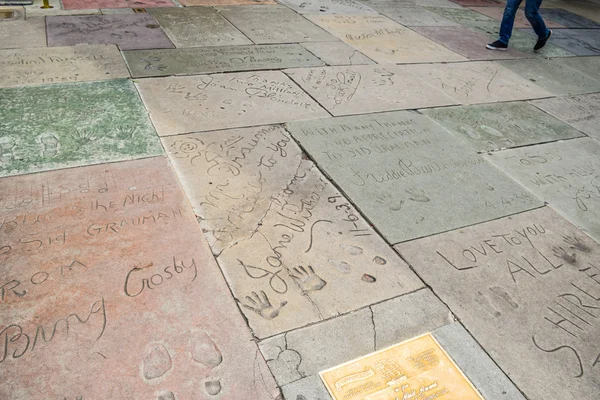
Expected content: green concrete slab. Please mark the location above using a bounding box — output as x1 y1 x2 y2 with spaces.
286 111 543 244
123 44 324 78
422 102 585 152
0 79 163 177
485 138 600 242
499 58 600 95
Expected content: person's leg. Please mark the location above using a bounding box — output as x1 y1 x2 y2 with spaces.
525 0 549 39
498 0 523 44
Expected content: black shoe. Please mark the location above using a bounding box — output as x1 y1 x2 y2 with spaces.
534 29 552 51
486 40 508 51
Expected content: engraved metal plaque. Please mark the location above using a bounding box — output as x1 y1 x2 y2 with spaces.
320 333 482 400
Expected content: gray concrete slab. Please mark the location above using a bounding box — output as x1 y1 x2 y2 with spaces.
422 102 585 152
530 93 600 141
0 16 46 49
123 44 324 77
396 206 600 400
359 1 459 26
149 7 251 47
217 5 336 44
485 138 600 242
286 111 543 244
498 58 600 95
276 0 378 14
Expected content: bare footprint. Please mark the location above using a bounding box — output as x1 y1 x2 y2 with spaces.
142 343 172 380
157 391 175 400
39 132 60 158
190 331 223 369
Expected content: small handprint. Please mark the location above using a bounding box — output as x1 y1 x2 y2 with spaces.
242 291 287 320
406 188 430 203
375 192 404 211
289 265 327 293
552 246 577 265
563 235 591 253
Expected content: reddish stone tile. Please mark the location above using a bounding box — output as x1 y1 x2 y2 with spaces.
0 157 279 399
62 0 174 10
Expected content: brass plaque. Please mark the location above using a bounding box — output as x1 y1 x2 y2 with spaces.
320 333 483 400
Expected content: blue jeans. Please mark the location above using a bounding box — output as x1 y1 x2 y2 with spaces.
498 0 549 44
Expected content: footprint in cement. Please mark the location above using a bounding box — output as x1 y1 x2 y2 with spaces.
39 132 60 158
157 391 175 400
142 343 172 380
329 259 351 274
0 136 17 164
339 244 363 255
190 330 223 369
204 379 222 396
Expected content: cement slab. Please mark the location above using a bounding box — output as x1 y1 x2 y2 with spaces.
449 0 502 5
539 7 600 28
286 111 543 244
0 45 129 88
284 65 459 116
123 44 324 78
261 290 524 399
359 1 460 26
405 61 553 105
275 0 378 14
63 0 174 9
422 102 585 152
530 93 600 141
543 0 600 23
46 14 174 51
300 41 375 66
560 55 600 81
135 71 328 136
181 0 275 4
0 5 23 20
149 7 251 48
0 156 280 399
498 58 600 95
418 0 463 7
163 125 423 338
217 5 336 44
25 0 100 16
0 79 163 177
0 16 46 49
307 14 467 63
485 138 600 242
519 28 600 56
412 26 529 60
470 6 566 28
395 206 600 400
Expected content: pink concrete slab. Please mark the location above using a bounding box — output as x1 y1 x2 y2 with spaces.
47 14 174 51
449 0 502 5
181 0 275 4
63 0 174 9
413 26 529 60
0 156 280 399
470 7 567 28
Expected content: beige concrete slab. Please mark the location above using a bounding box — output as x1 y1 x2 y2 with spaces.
0 16 45 49
395 206 600 400
485 138 600 242
286 111 543 244
307 14 467 63
0 44 129 88
181 0 276 5
359 0 460 26
123 44 324 78
0 156 280 399
276 0 378 14
404 61 553 105
162 125 423 338
300 41 375 66
135 71 329 136
149 7 251 48
284 65 459 116
530 93 600 141
217 5 336 44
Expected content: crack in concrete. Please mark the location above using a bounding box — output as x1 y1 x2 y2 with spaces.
369 307 377 351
